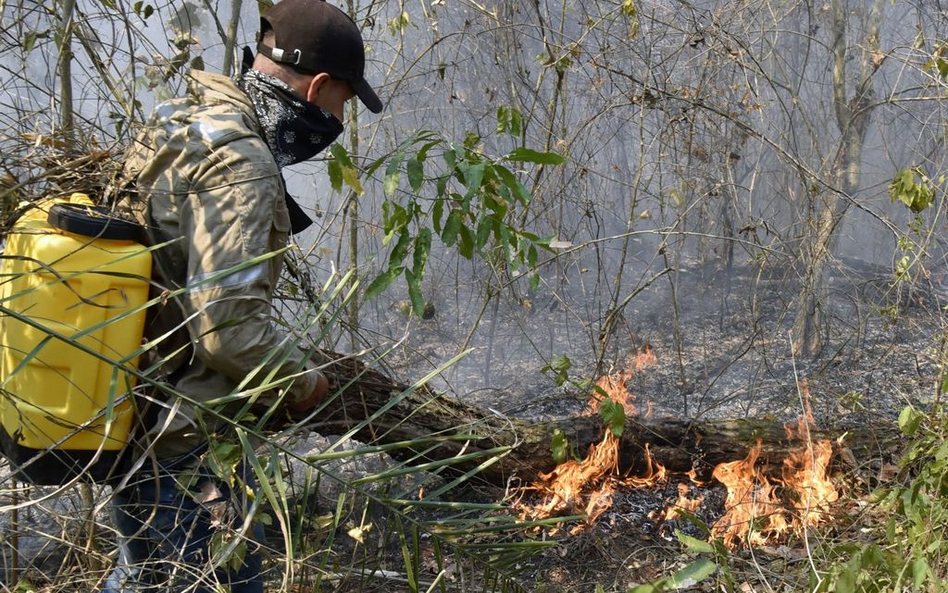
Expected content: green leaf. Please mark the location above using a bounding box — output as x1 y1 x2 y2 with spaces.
475 216 492 249
207 442 242 482
384 158 402 198
406 269 424 316
442 210 462 247
898 405 924 437
911 558 932 589
484 192 508 216
389 229 412 267
13 578 37 593
407 157 424 192
443 148 457 171
834 565 856 593
505 147 566 165
463 131 481 149
133 0 155 18
330 144 363 195
889 167 934 214
670 509 711 535
667 559 717 588
432 198 445 234
599 399 625 437
330 142 354 168
327 159 343 192
412 228 431 279
464 162 486 197
676 530 714 554
627 583 664 593
364 266 404 301
381 201 407 245
341 164 363 195
363 153 388 177
938 58 948 79
550 355 571 372
510 108 523 136
23 30 49 53
496 106 508 134
416 139 441 162
551 429 568 464
458 224 474 259
435 174 449 198
494 164 531 205
541 354 572 386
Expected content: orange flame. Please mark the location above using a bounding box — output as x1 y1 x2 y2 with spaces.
522 350 661 526
590 370 636 415
652 483 706 523
521 355 839 549
708 416 839 548
626 443 668 488
588 346 655 416
710 441 790 548
781 417 839 531
530 432 620 520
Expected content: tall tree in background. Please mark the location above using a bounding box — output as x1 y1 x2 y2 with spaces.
791 0 886 356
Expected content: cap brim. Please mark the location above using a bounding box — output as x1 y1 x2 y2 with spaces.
352 78 383 113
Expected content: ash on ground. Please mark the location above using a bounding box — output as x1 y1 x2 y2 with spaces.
600 481 727 541
370 260 943 431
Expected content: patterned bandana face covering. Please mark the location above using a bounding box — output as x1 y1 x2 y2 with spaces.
239 69 344 168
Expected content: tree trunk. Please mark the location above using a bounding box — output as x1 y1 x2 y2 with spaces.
791 0 885 357
307 353 901 485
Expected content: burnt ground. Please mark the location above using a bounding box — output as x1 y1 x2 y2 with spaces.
352 257 940 591
375 258 943 427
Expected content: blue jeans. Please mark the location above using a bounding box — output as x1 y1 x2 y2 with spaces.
104 462 265 593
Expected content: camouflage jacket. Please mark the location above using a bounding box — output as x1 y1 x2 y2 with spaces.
122 70 319 458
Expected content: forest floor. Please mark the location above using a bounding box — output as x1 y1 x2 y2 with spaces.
382 259 943 427
359 257 941 591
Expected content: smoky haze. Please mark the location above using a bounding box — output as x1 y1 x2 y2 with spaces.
1 0 945 421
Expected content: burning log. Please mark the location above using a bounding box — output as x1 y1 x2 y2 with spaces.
309 353 901 485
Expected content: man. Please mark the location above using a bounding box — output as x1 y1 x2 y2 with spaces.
106 1 382 590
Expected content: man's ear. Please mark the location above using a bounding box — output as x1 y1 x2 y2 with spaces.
305 73 332 104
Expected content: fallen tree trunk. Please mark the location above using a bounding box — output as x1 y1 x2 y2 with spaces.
309 354 902 484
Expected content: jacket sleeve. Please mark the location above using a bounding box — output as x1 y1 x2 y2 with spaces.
173 138 318 408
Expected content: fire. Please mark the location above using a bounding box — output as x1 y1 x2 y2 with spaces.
523 432 674 529
520 350 839 550
781 418 839 531
709 418 839 548
522 348 664 527
532 432 621 519
626 443 668 487
631 344 657 368
652 483 705 523
709 441 790 547
588 345 655 415
590 369 636 414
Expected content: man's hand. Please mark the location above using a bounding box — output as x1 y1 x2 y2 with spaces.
287 370 330 417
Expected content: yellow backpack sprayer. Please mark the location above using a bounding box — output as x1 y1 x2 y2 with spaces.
0 193 151 484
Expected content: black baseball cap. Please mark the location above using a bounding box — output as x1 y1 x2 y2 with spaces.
257 0 383 113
